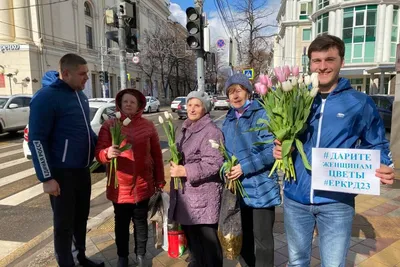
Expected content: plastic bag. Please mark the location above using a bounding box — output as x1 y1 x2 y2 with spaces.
217 187 243 260
148 191 170 250
161 192 170 251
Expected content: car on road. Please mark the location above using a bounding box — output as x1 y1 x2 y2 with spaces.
213 96 230 110
177 98 187 120
144 96 160 113
171 97 186 112
370 94 394 130
23 101 116 159
0 94 32 135
88 98 115 103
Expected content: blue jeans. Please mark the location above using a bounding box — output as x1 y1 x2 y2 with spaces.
284 196 355 267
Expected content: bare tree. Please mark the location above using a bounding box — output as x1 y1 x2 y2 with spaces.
219 0 277 76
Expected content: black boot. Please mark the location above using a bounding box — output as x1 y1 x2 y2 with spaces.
136 255 146 267
117 257 129 267
77 252 105 267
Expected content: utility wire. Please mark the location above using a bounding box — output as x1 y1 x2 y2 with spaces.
0 0 69 11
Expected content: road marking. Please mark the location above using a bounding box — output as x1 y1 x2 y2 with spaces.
162 148 168 154
0 158 29 170
90 178 107 200
214 113 226 122
0 143 22 150
0 168 36 187
0 183 42 206
0 240 25 260
87 205 114 230
0 149 23 159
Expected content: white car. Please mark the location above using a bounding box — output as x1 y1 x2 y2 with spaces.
170 97 186 112
144 96 160 113
214 96 230 110
88 98 115 103
23 102 116 159
0 94 32 134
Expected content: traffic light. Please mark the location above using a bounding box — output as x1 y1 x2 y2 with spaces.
126 28 138 53
185 7 203 50
99 71 105 83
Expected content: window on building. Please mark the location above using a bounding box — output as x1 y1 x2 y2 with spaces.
302 29 312 40
317 13 329 35
317 0 329 10
342 5 377 63
391 6 399 62
84 2 91 17
299 2 313 20
86 25 93 49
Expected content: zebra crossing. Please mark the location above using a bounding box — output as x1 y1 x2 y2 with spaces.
0 140 170 263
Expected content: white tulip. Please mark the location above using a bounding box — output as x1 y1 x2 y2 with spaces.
304 75 311 86
169 112 173 119
209 139 220 149
311 73 319 88
122 117 131 126
158 116 164 124
115 111 121 119
164 111 170 120
309 86 319 97
102 114 109 121
291 77 298 87
298 76 304 84
282 81 293 92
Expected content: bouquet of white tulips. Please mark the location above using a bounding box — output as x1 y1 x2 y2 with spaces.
90 111 132 189
252 66 319 181
209 140 248 198
158 112 182 190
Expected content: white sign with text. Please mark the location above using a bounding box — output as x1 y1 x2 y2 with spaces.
311 148 381 195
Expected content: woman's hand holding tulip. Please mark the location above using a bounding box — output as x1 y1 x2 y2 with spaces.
107 145 121 159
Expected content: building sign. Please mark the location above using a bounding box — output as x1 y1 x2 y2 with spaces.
0 44 21 53
0 74 5 88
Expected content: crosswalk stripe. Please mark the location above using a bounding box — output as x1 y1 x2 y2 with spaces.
0 183 42 206
0 143 21 150
90 178 107 200
0 158 29 170
162 148 168 154
0 240 25 260
0 149 23 159
0 168 36 187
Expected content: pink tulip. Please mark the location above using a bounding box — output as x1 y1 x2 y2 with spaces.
274 67 286 83
283 65 291 80
254 82 268 95
292 66 300 77
259 74 272 88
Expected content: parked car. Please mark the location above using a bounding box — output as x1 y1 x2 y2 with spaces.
88 98 115 103
177 98 187 120
0 94 32 134
23 102 116 159
171 97 186 112
370 94 394 130
144 96 160 113
214 96 230 110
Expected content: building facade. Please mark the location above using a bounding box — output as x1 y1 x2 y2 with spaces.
274 0 399 94
0 0 177 98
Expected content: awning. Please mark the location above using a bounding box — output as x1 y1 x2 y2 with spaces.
365 64 396 74
339 68 365 76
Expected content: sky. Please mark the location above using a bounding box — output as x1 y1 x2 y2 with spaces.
168 0 281 51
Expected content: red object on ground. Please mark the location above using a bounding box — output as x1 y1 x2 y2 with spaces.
167 230 187 258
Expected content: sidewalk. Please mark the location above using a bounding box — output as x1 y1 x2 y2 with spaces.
14 168 400 267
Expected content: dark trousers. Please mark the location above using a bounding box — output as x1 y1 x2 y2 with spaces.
239 206 275 267
181 224 223 267
50 168 91 267
113 199 150 257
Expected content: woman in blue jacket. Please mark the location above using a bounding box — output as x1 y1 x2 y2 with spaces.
221 73 281 267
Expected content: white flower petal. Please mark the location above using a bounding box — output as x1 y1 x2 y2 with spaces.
309 87 319 97
115 111 121 119
211 143 220 149
164 111 170 120
158 116 164 124
102 114 109 121
122 117 131 126
311 73 319 88
291 77 298 87
298 76 304 84
304 75 311 86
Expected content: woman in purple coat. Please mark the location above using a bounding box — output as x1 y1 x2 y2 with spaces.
168 91 224 267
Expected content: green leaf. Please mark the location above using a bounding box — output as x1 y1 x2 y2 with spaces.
281 139 294 158
295 138 311 170
253 139 274 146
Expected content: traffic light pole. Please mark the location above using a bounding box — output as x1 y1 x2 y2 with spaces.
118 0 127 90
100 45 107 97
195 0 205 92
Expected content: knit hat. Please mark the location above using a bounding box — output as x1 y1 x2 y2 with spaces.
224 73 253 95
186 91 212 113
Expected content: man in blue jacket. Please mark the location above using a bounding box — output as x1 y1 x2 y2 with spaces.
274 35 395 266
29 54 103 267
